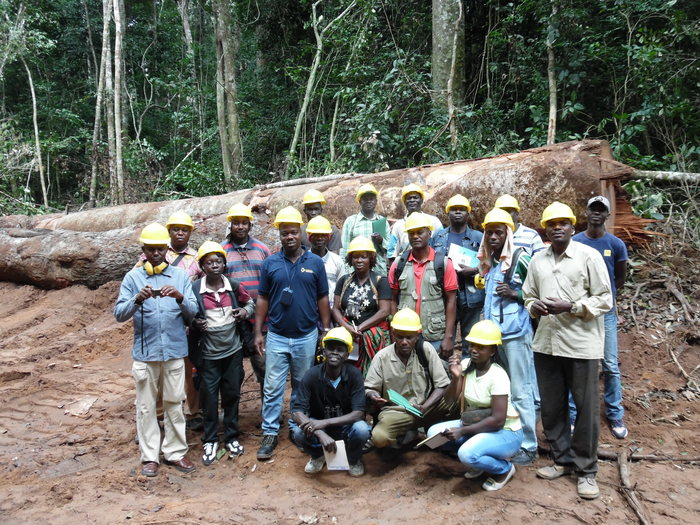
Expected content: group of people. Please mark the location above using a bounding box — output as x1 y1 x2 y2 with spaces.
114 182 629 500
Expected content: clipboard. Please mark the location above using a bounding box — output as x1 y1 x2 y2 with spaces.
388 389 423 417
414 432 449 450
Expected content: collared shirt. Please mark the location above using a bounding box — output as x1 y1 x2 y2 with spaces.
513 224 546 255
114 265 198 362
340 212 390 275
258 247 329 338
320 249 345 308
292 362 366 419
387 213 443 259
572 231 628 298
364 341 450 410
221 236 271 301
387 247 458 315
522 241 612 359
135 244 204 281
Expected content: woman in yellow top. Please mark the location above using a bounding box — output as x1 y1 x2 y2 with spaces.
426 320 523 491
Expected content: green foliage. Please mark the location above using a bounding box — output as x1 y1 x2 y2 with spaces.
623 179 668 220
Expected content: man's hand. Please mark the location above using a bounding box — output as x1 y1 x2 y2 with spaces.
367 391 387 408
160 285 184 303
543 297 573 315
496 283 518 300
254 333 265 356
193 318 207 331
459 266 478 278
232 307 247 321
135 285 153 304
529 300 549 317
300 418 327 438
439 335 454 360
442 426 465 441
317 431 336 453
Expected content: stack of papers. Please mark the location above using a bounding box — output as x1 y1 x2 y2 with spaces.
447 243 479 271
388 389 422 417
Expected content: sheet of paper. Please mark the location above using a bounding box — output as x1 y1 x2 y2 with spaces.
388 389 423 417
324 440 349 470
415 432 449 449
347 340 360 362
447 243 479 271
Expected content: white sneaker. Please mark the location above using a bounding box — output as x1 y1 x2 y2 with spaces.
304 456 325 474
348 460 365 477
202 442 218 466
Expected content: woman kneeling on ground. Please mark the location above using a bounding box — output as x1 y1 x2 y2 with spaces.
426 320 523 491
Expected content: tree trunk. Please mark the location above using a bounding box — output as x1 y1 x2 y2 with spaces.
88 0 112 208
1 140 654 289
214 28 234 183
21 58 48 208
432 0 465 107
112 0 126 203
447 0 463 149
546 0 558 145
103 0 117 205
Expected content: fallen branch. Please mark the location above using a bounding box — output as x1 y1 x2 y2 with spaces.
598 449 700 463
664 281 695 322
633 170 700 184
618 450 651 525
489 496 589 524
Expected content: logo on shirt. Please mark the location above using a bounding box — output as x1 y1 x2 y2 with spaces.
604 249 612 257
300 267 314 274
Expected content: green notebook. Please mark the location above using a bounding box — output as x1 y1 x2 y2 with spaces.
388 389 422 417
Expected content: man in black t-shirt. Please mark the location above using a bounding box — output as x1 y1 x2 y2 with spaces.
291 327 370 476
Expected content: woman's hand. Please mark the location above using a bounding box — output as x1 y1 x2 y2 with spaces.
442 426 465 441
448 353 463 378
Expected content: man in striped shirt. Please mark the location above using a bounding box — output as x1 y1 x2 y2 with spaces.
494 194 545 256
222 203 272 397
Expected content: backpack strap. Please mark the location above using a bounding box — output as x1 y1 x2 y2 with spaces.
499 247 524 324
170 252 186 268
414 335 434 396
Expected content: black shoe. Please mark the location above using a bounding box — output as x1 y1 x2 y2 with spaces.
186 416 204 432
256 435 278 460
510 448 538 466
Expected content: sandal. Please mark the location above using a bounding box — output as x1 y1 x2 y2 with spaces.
482 464 516 491
226 440 244 457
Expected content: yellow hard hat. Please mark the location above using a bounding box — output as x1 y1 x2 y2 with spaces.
445 194 472 213
465 320 502 346
391 308 422 332
306 216 332 235
540 201 576 228
482 208 516 231
227 203 254 222
273 206 304 228
165 211 194 229
302 189 326 205
404 212 434 233
474 274 485 290
347 236 376 254
356 183 378 202
322 327 353 352
139 223 170 246
494 194 520 212
401 183 425 203
197 240 226 261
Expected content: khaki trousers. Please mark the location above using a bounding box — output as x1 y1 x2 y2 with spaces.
133 359 188 463
372 399 456 448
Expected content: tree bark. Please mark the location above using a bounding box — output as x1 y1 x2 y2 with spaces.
103 0 117 205
546 0 558 145
214 28 234 183
1 140 653 289
447 1 463 149
21 58 48 208
112 0 126 203
432 0 465 108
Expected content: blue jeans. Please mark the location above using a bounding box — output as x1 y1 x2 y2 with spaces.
427 419 523 475
569 310 624 422
291 420 371 464
261 330 317 435
497 332 537 453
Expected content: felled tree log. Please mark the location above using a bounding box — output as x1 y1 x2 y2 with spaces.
0 140 648 289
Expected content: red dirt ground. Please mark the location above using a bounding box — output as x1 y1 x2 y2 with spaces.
0 277 698 524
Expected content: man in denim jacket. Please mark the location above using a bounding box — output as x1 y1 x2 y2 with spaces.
430 195 485 356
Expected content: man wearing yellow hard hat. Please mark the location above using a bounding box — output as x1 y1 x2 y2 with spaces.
387 183 443 263
254 207 332 460
478 208 538 466
221 202 272 400
290 327 370 477
340 183 390 276
114 223 199 477
430 194 485 356
364 308 451 453
300 189 342 253
494 194 545 255
306 216 345 308
522 202 612 500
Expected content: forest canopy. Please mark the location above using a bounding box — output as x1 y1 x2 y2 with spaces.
0 0 698 215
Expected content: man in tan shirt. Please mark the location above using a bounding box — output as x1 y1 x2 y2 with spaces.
522 202 612 500
365 308 450 452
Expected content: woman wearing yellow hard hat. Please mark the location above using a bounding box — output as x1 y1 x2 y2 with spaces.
340 183 390 276
332 236 392 375
300 190 342 253
477 208 539 466
426 320 523 492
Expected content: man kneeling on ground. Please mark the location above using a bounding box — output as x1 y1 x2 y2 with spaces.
291 327 370 477
364 308 451 452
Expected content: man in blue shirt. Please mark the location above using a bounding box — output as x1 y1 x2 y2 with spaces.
573 196 629 439
430 194 485 355
254 207 332 460
114 223 198 477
